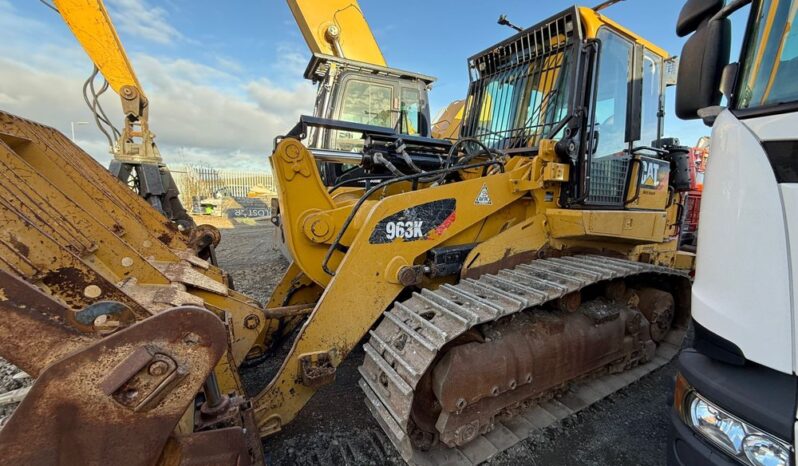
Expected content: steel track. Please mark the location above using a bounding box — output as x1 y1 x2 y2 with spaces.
359 255 687 465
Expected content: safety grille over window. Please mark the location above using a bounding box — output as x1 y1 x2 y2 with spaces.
461 10 580 151
586 156 631 206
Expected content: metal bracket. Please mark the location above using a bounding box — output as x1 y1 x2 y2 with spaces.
299 353 336 388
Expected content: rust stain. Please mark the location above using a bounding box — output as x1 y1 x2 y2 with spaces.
462 250 539 280
158 232 173 245
8 234 29 258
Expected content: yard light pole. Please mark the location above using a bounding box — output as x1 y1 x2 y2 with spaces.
70 121 88 142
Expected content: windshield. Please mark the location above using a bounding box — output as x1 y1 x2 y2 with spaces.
736 0 798 109
461 51 572 151
330 79 426 152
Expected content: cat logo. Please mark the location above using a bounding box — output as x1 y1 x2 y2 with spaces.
641 160 661 189
475 184 492 205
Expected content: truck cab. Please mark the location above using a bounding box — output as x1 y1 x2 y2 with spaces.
670 1 798 465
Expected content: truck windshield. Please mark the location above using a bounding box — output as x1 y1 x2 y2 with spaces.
736 0 798 109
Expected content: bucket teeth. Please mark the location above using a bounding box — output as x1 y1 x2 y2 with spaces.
359 255 688 466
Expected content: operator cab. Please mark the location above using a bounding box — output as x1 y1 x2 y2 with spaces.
460 7 683 211
303 54 436 185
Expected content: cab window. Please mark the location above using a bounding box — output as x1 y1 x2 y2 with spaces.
400 88 420 135
640 51 663 147
333 79 393 151
736 0 798 109
593 28 633 158
339 80 393 126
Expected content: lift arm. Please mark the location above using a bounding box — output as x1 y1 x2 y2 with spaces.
287 0 386 66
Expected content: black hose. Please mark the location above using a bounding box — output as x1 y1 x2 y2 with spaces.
82 66 123 147
422 137 501 184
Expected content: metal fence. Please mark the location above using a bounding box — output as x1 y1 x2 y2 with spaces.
172 165 275 210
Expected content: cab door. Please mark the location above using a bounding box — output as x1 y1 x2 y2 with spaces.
585 27 668 210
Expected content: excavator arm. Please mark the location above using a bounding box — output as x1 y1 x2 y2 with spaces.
53 0 143 96
52 0 193 227
54 0 149 131
287 0 386 66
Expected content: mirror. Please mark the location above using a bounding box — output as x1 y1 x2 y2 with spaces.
675 16 731 120
719 62 739 99
676 0 725 37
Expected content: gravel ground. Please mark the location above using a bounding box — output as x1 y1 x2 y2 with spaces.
0 358 32 422
218 224 677 466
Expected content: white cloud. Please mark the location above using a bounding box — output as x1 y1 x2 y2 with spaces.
247 78 317 116
105 0 183 45
275 43 311 79
0 2 317 171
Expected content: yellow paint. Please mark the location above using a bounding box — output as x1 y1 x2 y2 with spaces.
579 7 670 58
432 100 465 140
254 154 533 434
675 251 696 270
53 0 143 96
287 0 386 66
546 209 668 243
626 157 672 211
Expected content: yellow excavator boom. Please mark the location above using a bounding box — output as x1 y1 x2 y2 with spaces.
51 0 194 226
287 0 386 66
53 0 145 99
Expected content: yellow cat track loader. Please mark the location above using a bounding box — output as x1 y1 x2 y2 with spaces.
0 4 695 465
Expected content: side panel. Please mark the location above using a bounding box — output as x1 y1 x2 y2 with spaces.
781 185 798 375
693 110 793 373
743 112 798 374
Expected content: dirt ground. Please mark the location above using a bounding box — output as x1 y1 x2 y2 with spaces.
218 223 678 466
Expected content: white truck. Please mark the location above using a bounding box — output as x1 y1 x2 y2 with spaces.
669 0 798 465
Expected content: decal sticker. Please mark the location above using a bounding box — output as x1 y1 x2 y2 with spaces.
475 184 492 205
385 221 424 241
640 159 669 190
369 199 456 244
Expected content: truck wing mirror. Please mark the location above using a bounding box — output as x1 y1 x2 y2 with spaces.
676 0 724 37
675 14 731 121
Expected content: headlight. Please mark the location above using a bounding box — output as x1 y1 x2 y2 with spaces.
675 374 793 466
743 435 791 466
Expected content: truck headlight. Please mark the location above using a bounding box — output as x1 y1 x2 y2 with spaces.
675 373 792 466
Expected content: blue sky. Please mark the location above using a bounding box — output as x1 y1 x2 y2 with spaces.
2 0 749 169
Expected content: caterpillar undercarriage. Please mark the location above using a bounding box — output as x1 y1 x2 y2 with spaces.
0 4 697 466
